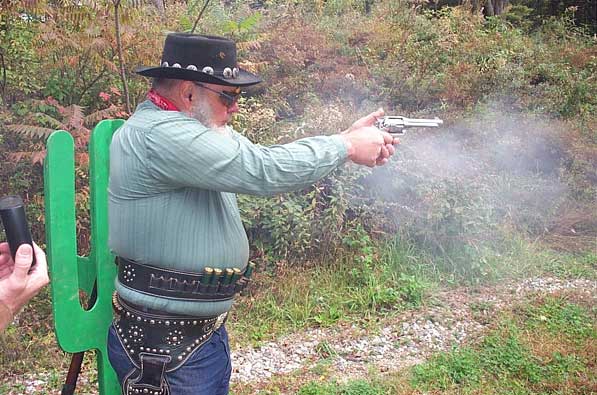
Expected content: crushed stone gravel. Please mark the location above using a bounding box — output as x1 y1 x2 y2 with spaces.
230 277 596 383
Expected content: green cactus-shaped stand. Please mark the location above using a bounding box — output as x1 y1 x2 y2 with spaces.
44 119 124 395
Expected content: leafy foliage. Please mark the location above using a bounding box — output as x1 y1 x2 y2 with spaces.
0 0 595 279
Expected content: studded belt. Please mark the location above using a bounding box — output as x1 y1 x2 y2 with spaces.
117 257 252 301
112 293 227 395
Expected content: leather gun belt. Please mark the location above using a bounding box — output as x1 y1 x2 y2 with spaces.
117 257 249 302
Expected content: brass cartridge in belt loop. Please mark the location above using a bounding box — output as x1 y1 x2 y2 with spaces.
199 267 213 293
229 268 242 295
231 268 242 283
220 268 234 294
235 262 256 293
244 262 255 279
209 268 223 294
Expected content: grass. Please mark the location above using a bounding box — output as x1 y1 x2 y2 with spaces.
228 256 431 347
382 232 597 285
231 224 590 347
290 295 595 395
409 296 596 394
297 379 385 395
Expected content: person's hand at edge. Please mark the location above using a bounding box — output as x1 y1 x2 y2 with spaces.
0 242 49 331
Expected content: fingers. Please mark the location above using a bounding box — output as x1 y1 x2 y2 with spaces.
386 143 395 156
364 108 385 127
352 108 385 129
29 242 49 286
379 145 390 160
381 131 394 145
370 107 385 121
0 243 14 275
376 157 389 166
0 257 13 278
11 244 34 281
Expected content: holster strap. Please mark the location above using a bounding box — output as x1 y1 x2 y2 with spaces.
124 353 170 395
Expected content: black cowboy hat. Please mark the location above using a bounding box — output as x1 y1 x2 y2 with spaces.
135 33 261 87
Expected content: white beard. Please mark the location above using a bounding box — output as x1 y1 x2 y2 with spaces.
189 97 215 126
188 98 229 136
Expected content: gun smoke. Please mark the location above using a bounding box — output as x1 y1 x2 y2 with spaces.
359 101 581 266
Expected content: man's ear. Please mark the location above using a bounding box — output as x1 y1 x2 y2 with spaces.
178 81 196 109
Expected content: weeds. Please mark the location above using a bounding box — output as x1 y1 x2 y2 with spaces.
298 379 384 395
291 295 594 394
230 255 429 345
524 296 596 340
411 347 482 390
410 298 595 393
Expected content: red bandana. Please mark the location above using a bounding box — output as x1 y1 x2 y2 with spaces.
147 89 180 111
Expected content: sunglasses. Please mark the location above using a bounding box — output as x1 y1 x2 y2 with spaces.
194 83 243 108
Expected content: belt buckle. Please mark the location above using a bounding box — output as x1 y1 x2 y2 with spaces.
214 312 227 330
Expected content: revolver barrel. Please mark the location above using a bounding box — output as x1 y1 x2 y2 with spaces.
403 117 443 127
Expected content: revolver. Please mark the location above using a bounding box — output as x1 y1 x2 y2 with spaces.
375 116 443 136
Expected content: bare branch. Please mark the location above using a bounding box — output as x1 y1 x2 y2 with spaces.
113 0 132 113
191 0 212 34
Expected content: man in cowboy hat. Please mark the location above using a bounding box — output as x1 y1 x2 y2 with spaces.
107 33 397 395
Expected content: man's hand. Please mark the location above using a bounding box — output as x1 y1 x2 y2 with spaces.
340 108 399 167
0 242 49 325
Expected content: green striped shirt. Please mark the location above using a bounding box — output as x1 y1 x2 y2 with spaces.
109 100 348 316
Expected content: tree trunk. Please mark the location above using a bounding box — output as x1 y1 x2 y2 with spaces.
149 0 165 15
484 0 509 16
113 0 131 114
0 48 6 107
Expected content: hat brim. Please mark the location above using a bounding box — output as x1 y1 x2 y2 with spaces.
135 66 262 87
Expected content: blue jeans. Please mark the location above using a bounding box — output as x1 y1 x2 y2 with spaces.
107 323 232 395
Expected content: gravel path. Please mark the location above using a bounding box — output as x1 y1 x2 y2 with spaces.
231 277 596 384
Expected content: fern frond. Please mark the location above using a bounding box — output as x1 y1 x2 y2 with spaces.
23 113 68 130
31 150 47 165
237 40 262 51
78 0 101 11
238 60 269 73
88 36 111 52
38 30 53 41
97 56 120 73
75 153 89 166
85 105 122 124
7 152 29 163
63 104 86 130
6 124 55 139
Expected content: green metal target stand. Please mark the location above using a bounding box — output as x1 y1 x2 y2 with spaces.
44 119 124 395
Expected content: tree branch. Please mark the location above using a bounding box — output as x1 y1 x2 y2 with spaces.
0 48 7 107
191 0 212 34
79 67 108 104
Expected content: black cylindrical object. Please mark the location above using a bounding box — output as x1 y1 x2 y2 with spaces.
0 195 35 266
